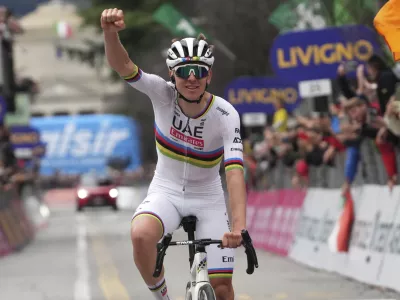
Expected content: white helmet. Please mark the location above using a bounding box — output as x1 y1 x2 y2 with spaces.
166 37 214 69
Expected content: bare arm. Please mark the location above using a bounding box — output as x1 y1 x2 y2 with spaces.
101 8 135 76
100 8 174 105
104 32 135 77
226 169 247 231
356 64 366 95
221 109 246 233
296 115 313 128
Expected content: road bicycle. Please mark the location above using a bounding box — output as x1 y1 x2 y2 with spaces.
153 216 259 300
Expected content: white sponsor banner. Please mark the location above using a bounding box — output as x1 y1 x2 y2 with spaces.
289 188 329 268
289 188 351 272
308 188 346 272
342 185 398 285
329 185 364 274
287 185 400 293
376 186 400 291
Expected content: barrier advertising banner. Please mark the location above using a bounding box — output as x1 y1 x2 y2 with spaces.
378 188 400 291
224 77 302 115
289 188 340 269
0 187 35 259
0 215 12 257
284 185 400 293
269 25 383 82
246 189 305 256
344 185 400 285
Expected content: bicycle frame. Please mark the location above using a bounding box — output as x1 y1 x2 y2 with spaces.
153 216 258 300
185 245 216 299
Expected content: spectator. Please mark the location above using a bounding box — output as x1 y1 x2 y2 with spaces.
272 99 288 132
341 96 398 189
292 159 309 188
337 55 398 115
365 54 399 115
241 55 399 191
377 96 400 147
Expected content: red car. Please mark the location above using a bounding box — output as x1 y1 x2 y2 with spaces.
76 175 119 211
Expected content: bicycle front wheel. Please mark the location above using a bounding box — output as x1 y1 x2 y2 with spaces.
197 284 216 300
185 281 192 300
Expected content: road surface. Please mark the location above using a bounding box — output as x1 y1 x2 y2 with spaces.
1 196 399 300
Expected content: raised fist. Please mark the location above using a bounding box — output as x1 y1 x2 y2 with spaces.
101 8 126 33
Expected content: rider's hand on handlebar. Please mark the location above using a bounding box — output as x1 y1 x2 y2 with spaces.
221 230 243 248
101 8 126 33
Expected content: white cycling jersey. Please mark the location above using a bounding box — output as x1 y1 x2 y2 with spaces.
124 65 244 190
126 65 243 277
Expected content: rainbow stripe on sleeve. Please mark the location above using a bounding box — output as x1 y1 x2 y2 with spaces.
122 65 142 83
224 158 244 172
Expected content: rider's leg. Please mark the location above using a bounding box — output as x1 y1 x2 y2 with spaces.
210 278 234 300
131 193 181 300
131 215 163 283
189 198 235 300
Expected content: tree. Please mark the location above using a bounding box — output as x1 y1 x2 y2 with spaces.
268 0 378 32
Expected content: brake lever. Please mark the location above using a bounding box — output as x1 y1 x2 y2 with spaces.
241 229 259 274
153 234 172 278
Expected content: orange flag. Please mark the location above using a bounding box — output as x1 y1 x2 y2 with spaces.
374 0 400 61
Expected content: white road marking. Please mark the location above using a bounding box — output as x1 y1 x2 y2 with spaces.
74 215 91 300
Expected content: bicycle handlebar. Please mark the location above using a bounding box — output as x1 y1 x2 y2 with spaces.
152 229 259 278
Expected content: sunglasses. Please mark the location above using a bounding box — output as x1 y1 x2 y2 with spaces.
174 64 210 80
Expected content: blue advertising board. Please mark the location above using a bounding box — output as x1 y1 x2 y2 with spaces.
224 76 302 114
269 25 383 82
30 114 142 175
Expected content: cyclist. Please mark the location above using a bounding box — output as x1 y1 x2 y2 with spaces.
101 8 247 300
